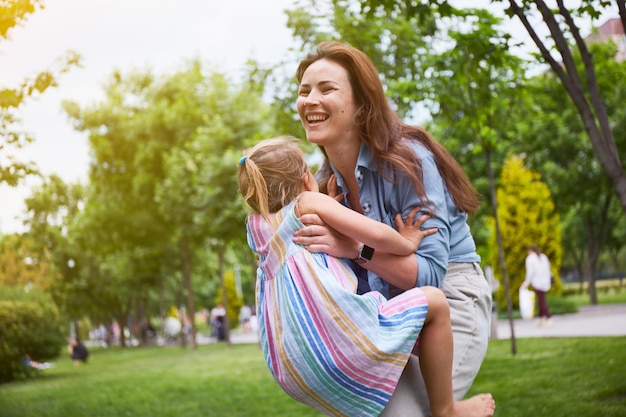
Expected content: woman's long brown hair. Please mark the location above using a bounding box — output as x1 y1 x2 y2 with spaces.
296 41 480 214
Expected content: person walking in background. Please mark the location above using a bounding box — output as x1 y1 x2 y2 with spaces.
522 244 553 326
239 137 495 417
210 304 227 341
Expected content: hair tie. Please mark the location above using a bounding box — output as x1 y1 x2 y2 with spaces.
239 156 247 165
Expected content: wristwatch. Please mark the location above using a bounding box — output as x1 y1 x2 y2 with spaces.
353 244 375 264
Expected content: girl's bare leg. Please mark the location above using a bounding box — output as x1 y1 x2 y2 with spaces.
416 286 496 417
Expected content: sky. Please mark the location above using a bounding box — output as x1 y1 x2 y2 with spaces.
0 0 619 234
0 0 297 233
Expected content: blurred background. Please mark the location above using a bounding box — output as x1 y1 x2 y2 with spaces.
1 0 624 383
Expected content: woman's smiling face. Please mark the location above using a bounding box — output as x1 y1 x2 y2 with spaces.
296 58 360 148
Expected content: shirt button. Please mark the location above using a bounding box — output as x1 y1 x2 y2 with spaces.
363 202 371 213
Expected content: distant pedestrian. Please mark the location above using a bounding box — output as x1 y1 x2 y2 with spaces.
67 337 89 365
239 305 252 332
210 304 226 341
522 244 553 326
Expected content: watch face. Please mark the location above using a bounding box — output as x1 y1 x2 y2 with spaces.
360 245 375 261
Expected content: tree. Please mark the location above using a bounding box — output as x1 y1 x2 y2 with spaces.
21 175 100 338
412 9 530 352
487 156 562 309
62 61 271 347
519 38 626 304
1 0 80 186
154 62 271 347
501 0 626 212
0 234 53 291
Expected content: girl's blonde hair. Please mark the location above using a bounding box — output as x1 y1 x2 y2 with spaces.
238 136 309 220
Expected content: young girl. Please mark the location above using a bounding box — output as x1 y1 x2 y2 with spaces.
238 136 495 417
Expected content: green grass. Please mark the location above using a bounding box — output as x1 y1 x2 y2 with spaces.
1 338 625 417
0 344 320 417
472 337 626 417
564 288 626 308
498 289 626 320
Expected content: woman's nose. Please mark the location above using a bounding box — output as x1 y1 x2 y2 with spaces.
304 89 321 105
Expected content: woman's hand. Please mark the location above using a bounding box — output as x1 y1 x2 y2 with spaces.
294 214 361 259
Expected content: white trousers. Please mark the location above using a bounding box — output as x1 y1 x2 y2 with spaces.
380 262 492 417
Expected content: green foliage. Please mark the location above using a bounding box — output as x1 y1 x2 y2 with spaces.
0 234 54 291
0 284 65 383
1 0 81 186
518 39 626 280
215 268 244 327
543 293 579 315
32 60 272 338
488 156 563 309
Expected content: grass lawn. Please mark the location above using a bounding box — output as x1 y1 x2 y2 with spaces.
498 288 626 320
564 289 626 308
1 337 625 417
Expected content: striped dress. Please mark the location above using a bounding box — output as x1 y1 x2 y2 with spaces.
246 199 428 417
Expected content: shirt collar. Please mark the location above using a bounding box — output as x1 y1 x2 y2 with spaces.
327 142 375 195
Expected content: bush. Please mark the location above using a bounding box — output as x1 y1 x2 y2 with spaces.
545 293 578 315
0 285 66 383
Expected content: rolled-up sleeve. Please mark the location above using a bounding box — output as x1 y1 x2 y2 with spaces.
398 145 450 288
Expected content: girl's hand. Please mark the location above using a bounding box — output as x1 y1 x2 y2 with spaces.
327 174 344 202
294 214 361 259
395 207 438 251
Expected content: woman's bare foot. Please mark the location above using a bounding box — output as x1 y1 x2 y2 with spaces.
433 393 496 417
454 394 495 417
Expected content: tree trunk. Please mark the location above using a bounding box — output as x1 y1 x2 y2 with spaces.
585 193 612 305
487 148 517 354
509 0 626 212
115 312 127 347
583 228 600 306
217 245 232 346
182 235 197 349
617 0 626 43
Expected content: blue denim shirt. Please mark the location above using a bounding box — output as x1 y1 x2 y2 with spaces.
327 140 480 297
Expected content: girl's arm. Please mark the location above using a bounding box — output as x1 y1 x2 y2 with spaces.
297 191 435 258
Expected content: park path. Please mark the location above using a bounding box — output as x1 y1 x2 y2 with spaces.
493 303 626 340
215 303 626 345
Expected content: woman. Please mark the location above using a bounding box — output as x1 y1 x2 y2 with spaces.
522 244 553 326
292 41 492 416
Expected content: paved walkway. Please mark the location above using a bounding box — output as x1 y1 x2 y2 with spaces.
213 304 626 345
493 303 626 340
198 330 259 345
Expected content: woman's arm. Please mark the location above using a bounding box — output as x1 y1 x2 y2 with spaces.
295 145 451 290
294 213 422 290
297 191 435 258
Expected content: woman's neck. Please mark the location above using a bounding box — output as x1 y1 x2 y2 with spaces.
325 140 363 214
